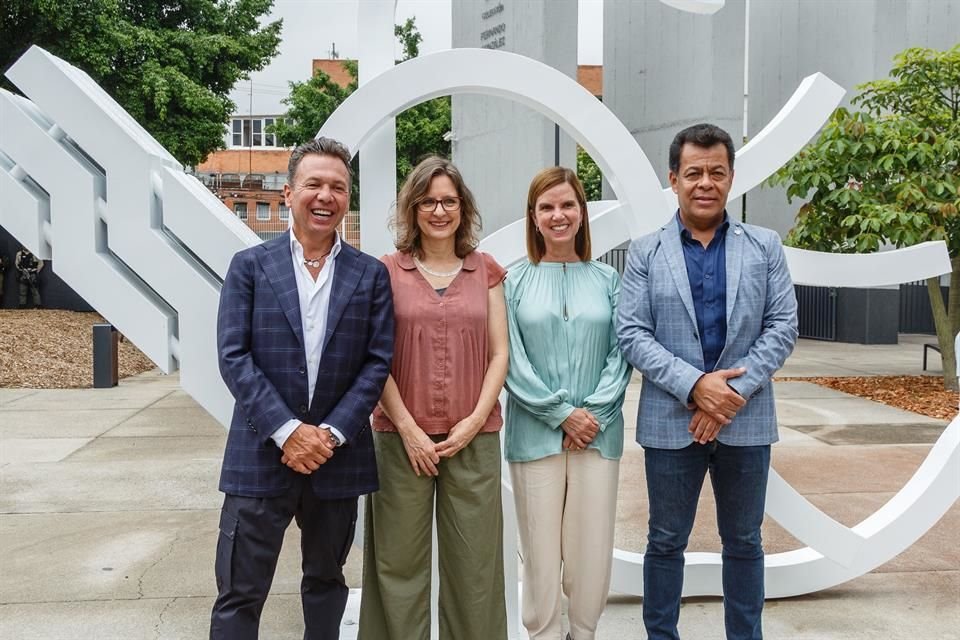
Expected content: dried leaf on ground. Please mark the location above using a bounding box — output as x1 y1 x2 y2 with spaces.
778 375 958 421
0 309 155 388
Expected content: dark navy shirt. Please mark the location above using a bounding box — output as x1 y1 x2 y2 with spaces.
677 211 728 373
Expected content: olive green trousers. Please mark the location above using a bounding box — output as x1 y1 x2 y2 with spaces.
358 431 507 640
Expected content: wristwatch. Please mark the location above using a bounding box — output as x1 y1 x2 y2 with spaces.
325 428 343 447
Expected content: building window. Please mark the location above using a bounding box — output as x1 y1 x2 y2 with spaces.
229 117 280 148
256 202 270 221
279 204 290 221
234 202 248 220
264 118 276 147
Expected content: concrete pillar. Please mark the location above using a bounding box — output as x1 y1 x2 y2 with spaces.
451 0 578 239
602 0 746 222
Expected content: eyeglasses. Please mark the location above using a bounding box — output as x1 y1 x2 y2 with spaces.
417 197 462 213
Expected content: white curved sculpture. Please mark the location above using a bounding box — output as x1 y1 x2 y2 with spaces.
0 38 954 625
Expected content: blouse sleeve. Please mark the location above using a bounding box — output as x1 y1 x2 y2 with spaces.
582 269 633 431
503 268 575 428
483 252 508 288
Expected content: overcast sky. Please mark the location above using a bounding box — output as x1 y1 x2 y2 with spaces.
230 0 603 115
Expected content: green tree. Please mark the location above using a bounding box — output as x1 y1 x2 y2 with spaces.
0 0 282 166
577 147 602 201
272 16 451 187
768 45 960 389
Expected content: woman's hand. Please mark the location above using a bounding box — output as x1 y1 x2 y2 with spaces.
398 425 441 477
560 408 599 449
435 415 485 458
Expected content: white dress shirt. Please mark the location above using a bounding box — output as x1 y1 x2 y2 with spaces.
271 229 346 449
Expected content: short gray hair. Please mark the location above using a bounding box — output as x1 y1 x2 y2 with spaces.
287 137 354 185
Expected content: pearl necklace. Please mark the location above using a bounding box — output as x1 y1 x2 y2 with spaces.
413 255 463 278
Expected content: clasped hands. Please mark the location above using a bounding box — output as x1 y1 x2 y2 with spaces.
280 423 337 475
687 368 747 445
399 415 485 477
561 408 599 451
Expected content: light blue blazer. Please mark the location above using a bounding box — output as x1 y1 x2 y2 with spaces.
616 220 798 449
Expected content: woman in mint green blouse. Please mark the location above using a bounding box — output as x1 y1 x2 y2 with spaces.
504 167 631 640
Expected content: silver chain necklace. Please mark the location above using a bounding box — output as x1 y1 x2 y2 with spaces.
413 255 463 278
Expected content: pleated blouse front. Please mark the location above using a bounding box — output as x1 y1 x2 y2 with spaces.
372 250 507 435
503 260 632 463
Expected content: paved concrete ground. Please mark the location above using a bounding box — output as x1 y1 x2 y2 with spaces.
1 337 958 639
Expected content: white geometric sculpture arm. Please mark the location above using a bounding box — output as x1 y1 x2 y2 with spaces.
786 242 952 287
2 46 256 426
729 73 846 202
0 87 178 372
356 0 399 258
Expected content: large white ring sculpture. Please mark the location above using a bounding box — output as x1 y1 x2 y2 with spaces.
318 46 956 599
0 39 954 623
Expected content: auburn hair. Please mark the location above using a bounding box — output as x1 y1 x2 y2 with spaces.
525 166 592 264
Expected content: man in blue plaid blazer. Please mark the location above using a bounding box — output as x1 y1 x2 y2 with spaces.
617 124 798 640
210 138 394 640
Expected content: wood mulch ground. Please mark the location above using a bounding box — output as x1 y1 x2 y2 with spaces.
778 375 958 421
0 309 155 388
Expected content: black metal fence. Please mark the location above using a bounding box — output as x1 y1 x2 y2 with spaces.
597 247 629 274
900 280 947 334
795 285 838 341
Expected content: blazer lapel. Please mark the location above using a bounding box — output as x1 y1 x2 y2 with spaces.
725 222 744 327
259 235 305 349
323 243 364 352
659 226 698 328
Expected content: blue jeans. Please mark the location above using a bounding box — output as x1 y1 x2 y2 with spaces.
642 442 771 640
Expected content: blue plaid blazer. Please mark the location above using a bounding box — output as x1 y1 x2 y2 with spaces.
616 220 798 449
216 234 394 498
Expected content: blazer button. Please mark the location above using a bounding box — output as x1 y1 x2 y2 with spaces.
246 418 253 426
299 404 308 413
298 366 306 375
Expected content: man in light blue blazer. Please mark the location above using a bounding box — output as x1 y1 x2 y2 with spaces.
616 124 798 640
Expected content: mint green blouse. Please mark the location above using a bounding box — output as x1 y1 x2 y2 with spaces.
503 260 632 462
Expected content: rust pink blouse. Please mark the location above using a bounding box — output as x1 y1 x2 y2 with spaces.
372 250 507 434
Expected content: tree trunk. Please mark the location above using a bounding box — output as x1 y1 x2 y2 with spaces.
927 260 958 391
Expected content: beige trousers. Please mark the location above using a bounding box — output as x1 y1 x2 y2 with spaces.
510 449 620 640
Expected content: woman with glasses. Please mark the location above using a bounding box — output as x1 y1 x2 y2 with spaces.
504 167 631 640
358 156 509 640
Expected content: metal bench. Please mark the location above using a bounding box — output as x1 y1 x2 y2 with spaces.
923 342 941 371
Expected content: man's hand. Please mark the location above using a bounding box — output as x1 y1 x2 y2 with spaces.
399 424 441 476
280 424 334 474
688 408 723 444
692 368 747 424
436 415 485 459
560 408 600 450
